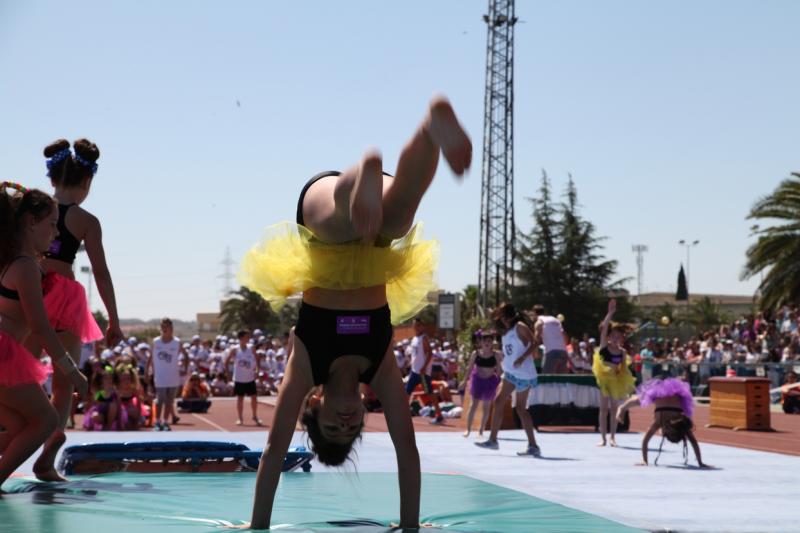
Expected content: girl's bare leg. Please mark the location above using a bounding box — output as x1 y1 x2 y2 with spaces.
0 406 25 453
300 96 471 244
33 331 80 482
381 96 472 239
301 153 384 244
464 396 479 437
515 390 537 447
609 398 620 446
479 399 491 436
487 380 515 442
597 396 608 446
0 385 59 486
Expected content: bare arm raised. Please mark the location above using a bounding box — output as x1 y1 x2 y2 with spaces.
370 346 421 529
245 339 313 530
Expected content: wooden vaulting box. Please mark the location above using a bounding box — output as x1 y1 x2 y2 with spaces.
708 377 771 431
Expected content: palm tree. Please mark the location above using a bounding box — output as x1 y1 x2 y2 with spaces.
687 297 730 331
219 286 277 334
742 172 800 309
460 284 481 322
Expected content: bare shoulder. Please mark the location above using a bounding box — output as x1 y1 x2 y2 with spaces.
6 256 39 280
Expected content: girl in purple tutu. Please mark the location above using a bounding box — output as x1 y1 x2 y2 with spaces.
616 377 710 468
459 329 502 438
24 139 123 480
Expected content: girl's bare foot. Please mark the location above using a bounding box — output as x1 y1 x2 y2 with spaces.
349 151 384 242
596 439 607 447
424 97 472 176
609 438 618 447
462 430 470 438
33 430 68 482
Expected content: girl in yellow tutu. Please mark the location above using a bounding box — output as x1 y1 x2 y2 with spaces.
592 298 635 447
236 96 472 531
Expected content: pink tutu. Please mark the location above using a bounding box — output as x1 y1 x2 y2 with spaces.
43 272 104 343
637 378 694 418
0 332 48 386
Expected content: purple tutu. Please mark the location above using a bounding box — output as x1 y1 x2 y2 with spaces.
637 378 694 418
469 369 500 402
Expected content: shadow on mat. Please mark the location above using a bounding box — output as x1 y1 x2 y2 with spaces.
262 518 481 532
614 445 670 452
664 464 722 471
16 479 167 494
5 479 169 505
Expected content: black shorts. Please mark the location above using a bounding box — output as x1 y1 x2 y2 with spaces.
234 381 257 397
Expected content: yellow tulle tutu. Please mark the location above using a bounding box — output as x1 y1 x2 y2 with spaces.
238 222 439 325
592 350 635 400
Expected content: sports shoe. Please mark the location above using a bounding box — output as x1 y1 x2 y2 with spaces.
253 417 264 427
154 422 163 431
517 444 541 457
429 416 445 425
474 439 499 450
172 416 181 424
162 423 172 432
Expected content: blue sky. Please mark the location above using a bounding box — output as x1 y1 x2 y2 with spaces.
1 1 797 320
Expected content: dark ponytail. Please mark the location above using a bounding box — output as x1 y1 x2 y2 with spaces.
491 302 522 333
0 183 56 270
654 414 694 466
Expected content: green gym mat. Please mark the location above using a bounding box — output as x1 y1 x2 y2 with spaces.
0 472 644 532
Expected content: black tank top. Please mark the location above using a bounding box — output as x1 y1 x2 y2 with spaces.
475 354 497 368
600 346 624 365
44 204 81 264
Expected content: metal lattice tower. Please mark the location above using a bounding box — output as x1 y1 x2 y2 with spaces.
632 244 648 299
218 246 236 298
478 0 518 309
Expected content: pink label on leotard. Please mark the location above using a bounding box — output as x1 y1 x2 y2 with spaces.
337 316 370 335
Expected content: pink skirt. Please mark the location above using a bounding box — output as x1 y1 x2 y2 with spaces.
43 272 104 343
0 332 49 386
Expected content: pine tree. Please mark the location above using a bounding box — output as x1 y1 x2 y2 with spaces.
556 174 620 335
676 265 688 301
514 170 561 311
513 171 628 336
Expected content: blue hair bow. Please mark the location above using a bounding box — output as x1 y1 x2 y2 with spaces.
45 147 72 169
73 153 98 174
